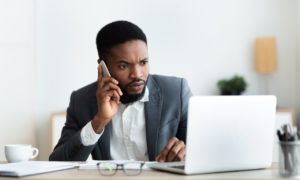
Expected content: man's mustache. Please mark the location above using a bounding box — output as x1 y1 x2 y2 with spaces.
128 79 146 87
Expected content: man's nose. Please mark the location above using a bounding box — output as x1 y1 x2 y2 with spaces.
129 66 142 79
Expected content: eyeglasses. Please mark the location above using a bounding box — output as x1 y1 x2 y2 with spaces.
97 161 145 176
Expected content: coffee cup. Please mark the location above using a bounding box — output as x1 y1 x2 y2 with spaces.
4 144 39 163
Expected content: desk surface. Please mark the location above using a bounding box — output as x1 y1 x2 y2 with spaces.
0 163 295 180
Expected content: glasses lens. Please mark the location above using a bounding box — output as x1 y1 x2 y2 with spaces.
98 162 117 176
123 162 143 176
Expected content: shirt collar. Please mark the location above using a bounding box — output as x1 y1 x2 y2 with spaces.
139 86 149 102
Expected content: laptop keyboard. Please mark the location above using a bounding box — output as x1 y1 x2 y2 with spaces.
170 165 185 169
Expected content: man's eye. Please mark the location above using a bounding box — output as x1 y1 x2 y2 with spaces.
119 64 128 69
140 61 148 65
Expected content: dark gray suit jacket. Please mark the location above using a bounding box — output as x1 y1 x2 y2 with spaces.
49 74 192 161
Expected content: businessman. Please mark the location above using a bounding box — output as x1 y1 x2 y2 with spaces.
49 20 193 162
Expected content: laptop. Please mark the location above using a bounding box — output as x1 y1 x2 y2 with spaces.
149 95 277 175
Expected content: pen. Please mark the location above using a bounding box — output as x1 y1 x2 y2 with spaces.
277 124 299 175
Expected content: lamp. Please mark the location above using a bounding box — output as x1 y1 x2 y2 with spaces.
255 37 277 73
255 37 277 94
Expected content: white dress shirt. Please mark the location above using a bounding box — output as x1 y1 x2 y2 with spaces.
80 88 149 161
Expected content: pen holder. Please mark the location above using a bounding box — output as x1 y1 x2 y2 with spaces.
278 141 300 177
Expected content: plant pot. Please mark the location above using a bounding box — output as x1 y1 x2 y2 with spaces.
221 91 241 95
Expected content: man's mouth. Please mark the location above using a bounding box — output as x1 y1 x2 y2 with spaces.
127 80 145 93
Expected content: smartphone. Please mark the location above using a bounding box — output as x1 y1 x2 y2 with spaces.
99 60 117 100
99 60 111 77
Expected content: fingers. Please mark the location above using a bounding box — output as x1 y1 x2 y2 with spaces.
99 81 122 103
102 90 120 103
97 64 122 99
155 137 177 162
176 147 186 161
155 137 186 162
98 83 122 105
101 82 123 96
166 140 185 161
107 90 121 104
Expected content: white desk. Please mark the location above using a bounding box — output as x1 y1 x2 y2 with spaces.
0 163 294 180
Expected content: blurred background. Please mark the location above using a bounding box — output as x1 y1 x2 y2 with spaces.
0 0 299 160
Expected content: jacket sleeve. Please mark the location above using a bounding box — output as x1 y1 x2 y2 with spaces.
176 78 193 142
49 91 95 161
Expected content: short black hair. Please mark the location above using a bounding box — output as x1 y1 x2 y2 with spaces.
96 20 147 61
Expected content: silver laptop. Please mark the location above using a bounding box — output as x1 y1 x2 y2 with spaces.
149 95 277 174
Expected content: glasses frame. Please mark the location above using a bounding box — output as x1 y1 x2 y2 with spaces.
96 161 145 176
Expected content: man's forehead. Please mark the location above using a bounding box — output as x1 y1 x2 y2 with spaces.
106 42 148 62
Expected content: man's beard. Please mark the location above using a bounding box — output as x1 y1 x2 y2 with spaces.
120 79 147 104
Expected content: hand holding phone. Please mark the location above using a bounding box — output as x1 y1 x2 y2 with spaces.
98 59 121 100
99 60 111 77
93 59 122 134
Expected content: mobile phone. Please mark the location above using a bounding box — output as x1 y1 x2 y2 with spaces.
99 60 111 77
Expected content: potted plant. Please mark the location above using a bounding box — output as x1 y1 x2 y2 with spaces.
217 75 247 95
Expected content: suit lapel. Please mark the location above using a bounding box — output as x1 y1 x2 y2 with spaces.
145 76 163 161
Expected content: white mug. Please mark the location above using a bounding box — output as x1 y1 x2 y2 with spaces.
4 144 39 163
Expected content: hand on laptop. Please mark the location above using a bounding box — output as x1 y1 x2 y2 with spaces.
155 137 185 162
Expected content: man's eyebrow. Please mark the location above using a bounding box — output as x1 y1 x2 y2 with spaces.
116 58 149 63
140 57 149 61
116 60 130 64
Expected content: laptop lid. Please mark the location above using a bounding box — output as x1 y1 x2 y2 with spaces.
149 95 277 175
184 95 276 174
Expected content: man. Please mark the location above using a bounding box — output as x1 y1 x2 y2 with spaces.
49 20 192 162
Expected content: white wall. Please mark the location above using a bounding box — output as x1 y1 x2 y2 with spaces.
35 0 299 160
0 0 36 161
297 1 300 127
